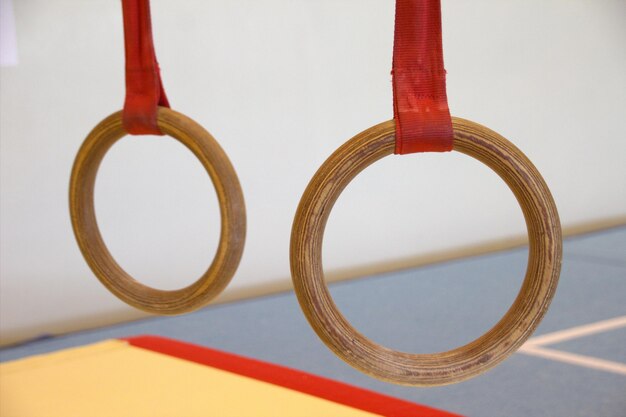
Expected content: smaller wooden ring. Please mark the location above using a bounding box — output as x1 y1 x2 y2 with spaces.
70 107 246 314
290 118 561 386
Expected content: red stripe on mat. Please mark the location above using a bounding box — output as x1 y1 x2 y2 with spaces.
124 336 463 417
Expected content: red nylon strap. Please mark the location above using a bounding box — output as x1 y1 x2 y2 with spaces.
121 0 170 135
392 0 453 154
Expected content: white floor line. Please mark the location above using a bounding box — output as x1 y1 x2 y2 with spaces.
518 345 626 376
523 315 626 347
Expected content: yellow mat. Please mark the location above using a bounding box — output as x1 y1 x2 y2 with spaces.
0 340 380 417
1 336 459 417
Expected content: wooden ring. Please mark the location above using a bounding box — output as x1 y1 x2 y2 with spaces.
290 118 561 386
70 107 246 314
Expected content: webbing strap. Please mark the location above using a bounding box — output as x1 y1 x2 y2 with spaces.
121 0 170 135
392 0 453 154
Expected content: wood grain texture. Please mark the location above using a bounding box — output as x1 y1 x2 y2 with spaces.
70 107 246 315
290 118 562 386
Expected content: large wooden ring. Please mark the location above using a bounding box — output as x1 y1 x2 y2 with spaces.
70 107 246 314
290 118 561 386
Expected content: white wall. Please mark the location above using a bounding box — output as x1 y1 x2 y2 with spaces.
1 0 624 345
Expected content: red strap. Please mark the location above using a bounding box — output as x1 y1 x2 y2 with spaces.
392 0 453 154
121 0 170 135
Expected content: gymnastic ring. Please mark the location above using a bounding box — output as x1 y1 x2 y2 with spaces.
70 107 246 315
290 117 561 386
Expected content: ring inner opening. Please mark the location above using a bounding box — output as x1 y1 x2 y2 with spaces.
94 134 221 290
322 150 528 353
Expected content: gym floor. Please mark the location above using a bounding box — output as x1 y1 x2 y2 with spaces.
1 226 625 416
